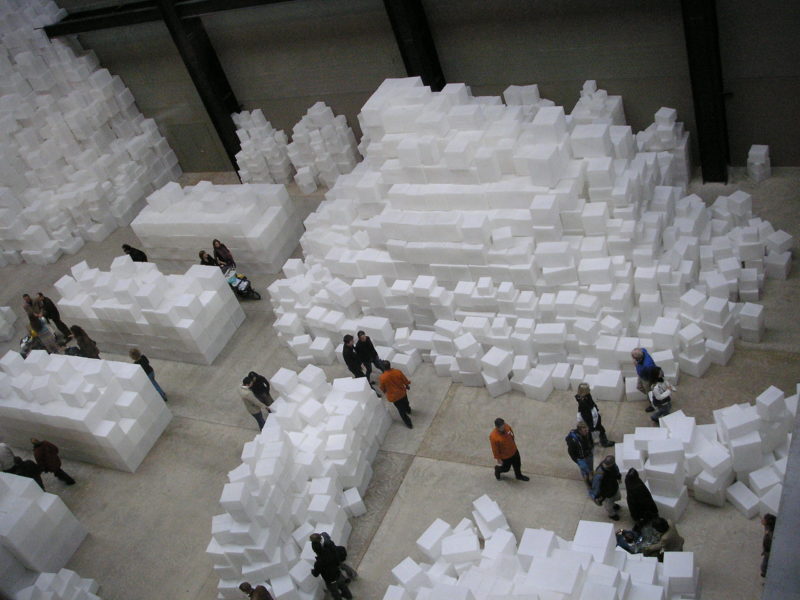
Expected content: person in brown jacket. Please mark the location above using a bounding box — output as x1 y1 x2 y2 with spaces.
239 582 274 600
378 360 413 429
31 438 75 485
490 418 530 481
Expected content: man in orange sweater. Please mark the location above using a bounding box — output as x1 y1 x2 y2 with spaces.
490 418 529 481
378 360 413 429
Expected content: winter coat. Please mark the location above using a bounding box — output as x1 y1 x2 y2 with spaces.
32 440 62 472
591 462 621 500
625 469 659 524
566 429 593 463
355 336 379 361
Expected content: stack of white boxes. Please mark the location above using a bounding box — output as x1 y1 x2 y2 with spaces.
0 349 172 472
130 181 304 274
207 365 391 600
288 102 361 194
54 256 245 364
0 0 180 266
386 495 700 599
232 109 294 184
0 306 16 341
263 77 792 401
14 569 102 600
0 473 86 597
747 145 771 183
618 385 796 521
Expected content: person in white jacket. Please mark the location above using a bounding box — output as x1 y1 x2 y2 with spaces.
240 376 270 430
648 369 675 424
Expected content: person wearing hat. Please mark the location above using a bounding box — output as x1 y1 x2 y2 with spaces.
489 418 530 482
648 369 674 423
590 455 622 520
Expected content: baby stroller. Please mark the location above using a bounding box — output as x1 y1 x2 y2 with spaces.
19 334 44 358
224 267 261 300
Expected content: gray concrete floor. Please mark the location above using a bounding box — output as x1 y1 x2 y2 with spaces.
0 169 797 600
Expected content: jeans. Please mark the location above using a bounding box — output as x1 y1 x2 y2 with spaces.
393 395 413 428
251 411 265 430
363 357 384 381
650 401 672 423
147 371 167 400
496 450 524 479
603 490 622 516
576 457 594 486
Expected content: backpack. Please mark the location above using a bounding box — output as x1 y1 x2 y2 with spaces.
336 545 347 562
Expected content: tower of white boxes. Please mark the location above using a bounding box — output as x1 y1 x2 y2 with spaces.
0 306 16 341
0 0 180 266
54 256 245 364
131 181 305 274
207 365 391 599
386 495 700 599
233 109 294 185
265 77 793 402
0 349 172 472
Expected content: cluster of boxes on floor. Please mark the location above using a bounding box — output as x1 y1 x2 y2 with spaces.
0 0 180 267
207 367 391 599
233 101 361 195
387 495 699 599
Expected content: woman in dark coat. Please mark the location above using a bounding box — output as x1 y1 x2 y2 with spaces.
575 382 615 447
212 239 235 269
199 250 221 268
70 325 100 359
625 467 659 528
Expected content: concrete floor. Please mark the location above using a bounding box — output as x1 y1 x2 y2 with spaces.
0 168 797 600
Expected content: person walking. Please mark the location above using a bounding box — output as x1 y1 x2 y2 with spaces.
310 533 353 600
648 370 674 423
35 293 72 340
631 347 657 397
130 348 168 401
490 418 530 481
122 244 148 262
31 438 75 485
238 582 274 600
575 382 615 447
760 513 776 578
625 468 659 528
247 371 273 407
590 455 622 520
213 239 236 269
342 335 365 379
310 532 358 582
355 330 383 382
70 325 100 359
566 422 594 489
28 315 62 354
240 376 268 430
379 360 413 429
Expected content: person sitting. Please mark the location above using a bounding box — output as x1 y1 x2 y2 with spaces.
122 244 147 262
213 239 236 269
199 250 221 268
642 517 684 560
70 325 100 359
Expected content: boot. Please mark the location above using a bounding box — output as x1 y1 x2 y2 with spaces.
599 432 616 447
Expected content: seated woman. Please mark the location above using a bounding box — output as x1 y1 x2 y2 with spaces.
199 250 221 268
642 517 684 560
212 239 236 269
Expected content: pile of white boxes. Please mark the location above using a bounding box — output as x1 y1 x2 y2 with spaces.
288 102 361 194
0 306 16 341
13 569 102 600
0 0 180 266
265 77 794 400
54 256 245 364
207 366 391 599
233 109 294 185
0 473 87 597
0 349 172 472
386 495 699 599
747 144 771 183
130 181 304 274
618 385 796 522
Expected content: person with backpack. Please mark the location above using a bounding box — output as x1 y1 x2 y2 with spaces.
590 455 622 521
575 382 615 447
310 532 357 582
310 532 353 599
566 422 594 489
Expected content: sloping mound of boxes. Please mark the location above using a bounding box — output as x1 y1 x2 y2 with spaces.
288 102 361 194
0 306 16 342
266 77 792 398
0 473 88 598
14 569 102 600
0 349 172 472
130 181 304 274
0 0 180 266
386 495 699 599
233 109 293 184
618 385 796 522
207 366 391 600
54 257 244 364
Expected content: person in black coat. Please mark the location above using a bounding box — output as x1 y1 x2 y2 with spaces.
342 335 365 378
247 371 273 407
575 382 615 447
122 244 147 262
355 330 383 381
591 455 622 520
70 325 100 359
310 533 352 600
35 293 72 340
310 532 357 582
625 467 659 528
212 239 236 269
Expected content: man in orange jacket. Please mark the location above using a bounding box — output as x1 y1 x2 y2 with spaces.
378 360 413 429
490 418 529 481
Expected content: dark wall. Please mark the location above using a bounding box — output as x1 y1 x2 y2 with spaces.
55 0 800 171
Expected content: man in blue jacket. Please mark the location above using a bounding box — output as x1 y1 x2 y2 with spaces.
631 347 657 396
